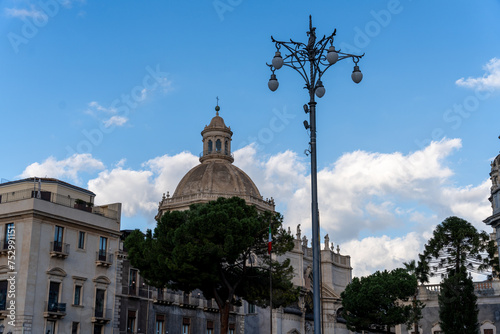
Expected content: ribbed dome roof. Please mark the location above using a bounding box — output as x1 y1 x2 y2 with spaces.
173 160 261 198
208 114 227 128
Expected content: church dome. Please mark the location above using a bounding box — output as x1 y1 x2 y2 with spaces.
173 160 262 198
156 104 275 217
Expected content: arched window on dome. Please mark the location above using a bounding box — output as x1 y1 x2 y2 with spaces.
216 139 221 152
225 140 228 155
208 140 213 154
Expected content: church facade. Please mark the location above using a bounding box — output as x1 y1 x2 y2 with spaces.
118 106 353 334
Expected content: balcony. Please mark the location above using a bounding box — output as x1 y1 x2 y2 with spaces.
179 292 198 309
121 286 153 299
203 298 219 313
50 241 69 259
44 302 66 319
91 307 112 324
122 285 138 297
153 288 172 305
96 251 113 267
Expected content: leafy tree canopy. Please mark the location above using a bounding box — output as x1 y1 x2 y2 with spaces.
417 216 498 281
125 196 299 334
341 268 420 334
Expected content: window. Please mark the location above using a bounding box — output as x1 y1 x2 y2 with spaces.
248 303 255 313
48 282 60 311
74 285 82 306
46 320 56 334
0 281 7 310
129 269 138 295
72 322 80 334
183 318 190 334
207 320 214 334
208 140 213 153
53 225 64 252
216 139 221 152
95 288 105 317
484 330 494 334
93 324 103 334
127 310 136 333
224 140 228 155
229 323 235 334
78 231 85 249
99 237 107 261
156 315 165 334
3 223 13 249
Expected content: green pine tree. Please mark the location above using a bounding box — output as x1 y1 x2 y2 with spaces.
125 196 299 334
438 267 479 334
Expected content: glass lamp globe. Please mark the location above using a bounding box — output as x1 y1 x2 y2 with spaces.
315 81 325 98
352 65 363 84
272 51 284 69
326 46 338 65
268 74 279 91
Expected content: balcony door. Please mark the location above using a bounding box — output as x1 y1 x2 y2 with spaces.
48 282 60 311
53 226 64 252
95 288 105 317
99 237 107 261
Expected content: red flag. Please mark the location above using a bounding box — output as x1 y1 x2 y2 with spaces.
268 225 272 254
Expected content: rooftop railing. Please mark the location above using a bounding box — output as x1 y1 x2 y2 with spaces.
0 188 118 220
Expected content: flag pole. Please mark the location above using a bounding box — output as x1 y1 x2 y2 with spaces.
269 221 272 334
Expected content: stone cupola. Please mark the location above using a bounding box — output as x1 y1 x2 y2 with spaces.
200 105 234 163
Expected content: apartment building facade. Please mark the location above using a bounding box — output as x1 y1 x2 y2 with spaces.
0 178 122 334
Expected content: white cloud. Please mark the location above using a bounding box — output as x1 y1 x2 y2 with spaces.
87 167 157 217
456 58 500 91
87 152 199 221
5 6 45 19
20 138 493 277
343 232 426 278
234 139 492 277
87 101 116 114
103 115 128 128
19 154 104 184
281 138 470 241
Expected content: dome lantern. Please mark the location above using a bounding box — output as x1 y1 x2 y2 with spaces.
200 103 234 163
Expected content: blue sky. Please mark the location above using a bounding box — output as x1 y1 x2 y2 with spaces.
1 0 500 277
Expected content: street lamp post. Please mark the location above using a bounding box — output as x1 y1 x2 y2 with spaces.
267 16 364 334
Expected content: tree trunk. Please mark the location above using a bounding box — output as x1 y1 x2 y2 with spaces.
219 303 230 334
